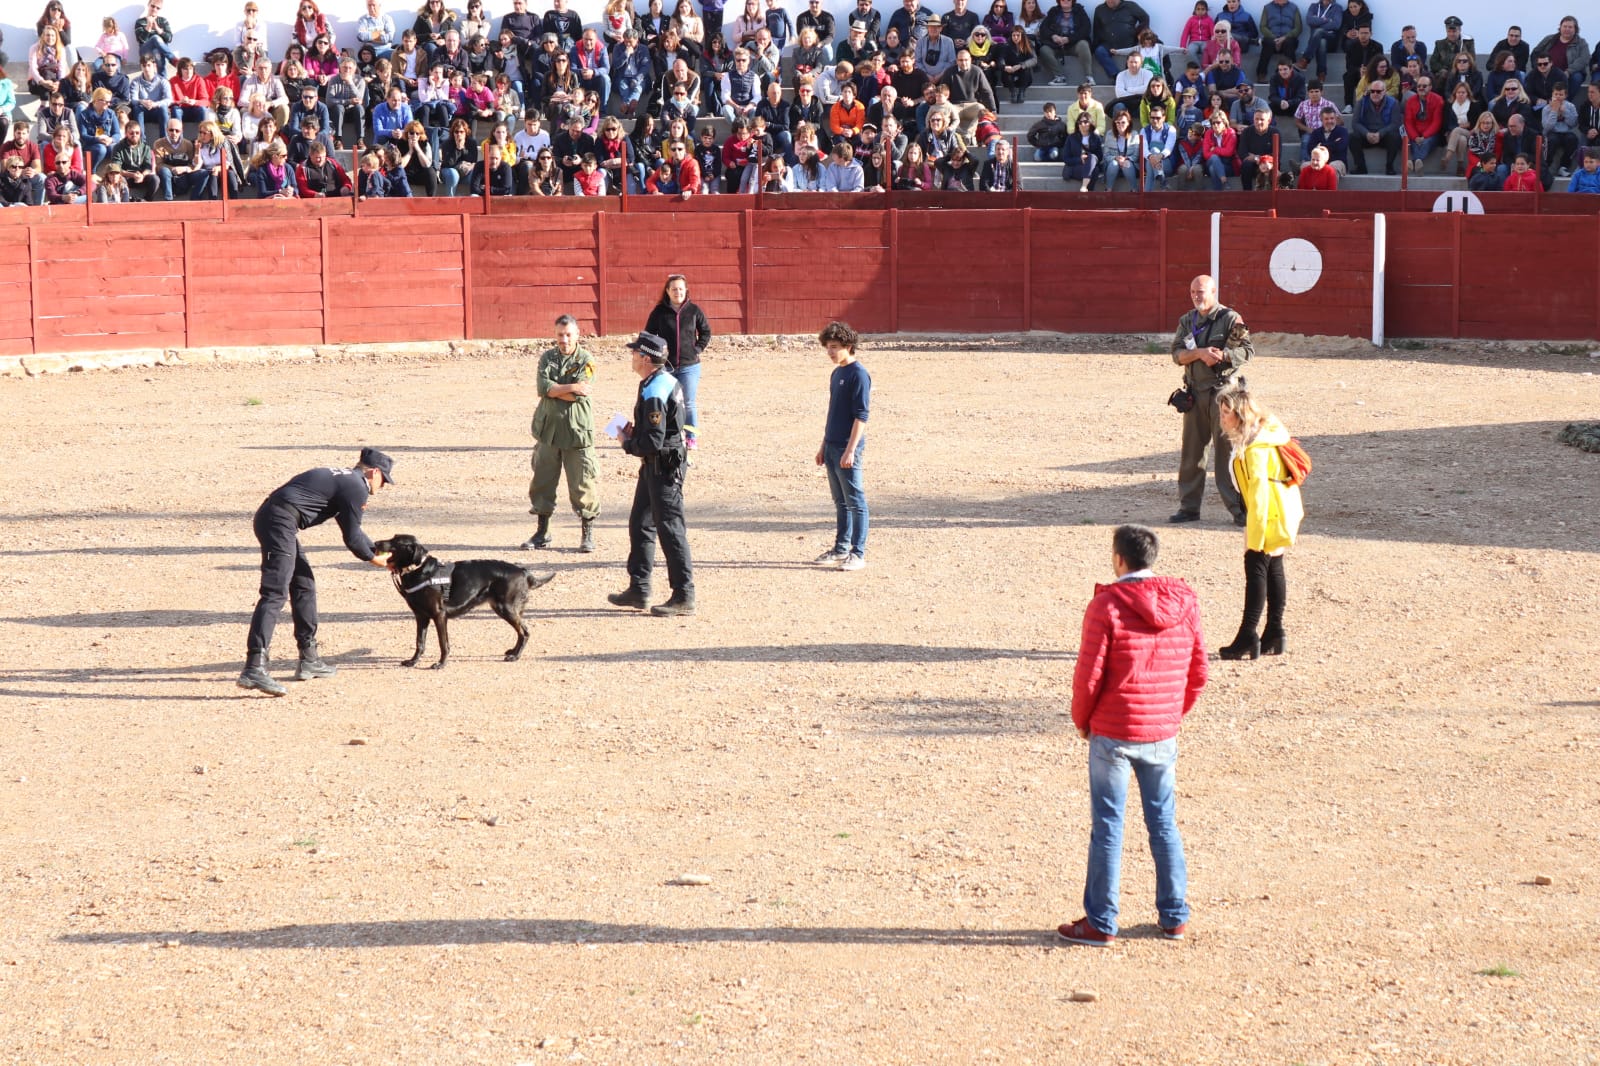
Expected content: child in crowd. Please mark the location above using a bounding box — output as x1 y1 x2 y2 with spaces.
95 17 131 70
1569 149 1600 193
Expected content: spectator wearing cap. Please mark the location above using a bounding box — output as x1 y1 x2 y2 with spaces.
917 15 957 78
837 19 881 67
609 330 695 618
238 448 396 697
1227 80 1268 129
1090 0 1149 83
1431 15 1472 80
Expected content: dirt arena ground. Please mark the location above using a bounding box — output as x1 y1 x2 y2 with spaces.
2 333 1598 1065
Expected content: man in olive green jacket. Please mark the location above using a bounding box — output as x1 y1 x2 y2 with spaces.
1170 274 1253 525
523 314 600 552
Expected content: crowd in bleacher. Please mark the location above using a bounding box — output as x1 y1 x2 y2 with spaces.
2 0 1600 204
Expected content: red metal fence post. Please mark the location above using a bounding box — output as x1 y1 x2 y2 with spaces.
461 212 473 340
27 225 39 354
888 207 900 332
181 219 193 349
595 209 608 337
320 215 331 344
1021 207 1032 331
1158 208 1168 327
1451 209 1462 338
742 208 755 333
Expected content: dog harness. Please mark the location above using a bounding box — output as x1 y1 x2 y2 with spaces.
393 558 455 595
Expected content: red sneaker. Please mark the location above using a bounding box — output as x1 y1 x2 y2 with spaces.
1056 918 1115 947
1159 923 1187 941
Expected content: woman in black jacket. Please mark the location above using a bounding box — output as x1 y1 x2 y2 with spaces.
643 273 712 449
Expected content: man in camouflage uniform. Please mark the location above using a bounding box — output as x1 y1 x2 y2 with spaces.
522 314 600 553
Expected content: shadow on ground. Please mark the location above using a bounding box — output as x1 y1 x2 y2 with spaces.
61 919 1052 949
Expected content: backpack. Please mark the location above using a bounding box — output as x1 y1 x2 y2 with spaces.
1276 438 1312 487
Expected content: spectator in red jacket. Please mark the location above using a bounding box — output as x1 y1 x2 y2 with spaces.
1297 142 1338 187
1058 524 1207 949
1403 74 1443 172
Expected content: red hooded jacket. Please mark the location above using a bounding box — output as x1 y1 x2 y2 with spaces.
1071 576 1207 742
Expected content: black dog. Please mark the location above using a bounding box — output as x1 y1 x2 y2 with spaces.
371 535 555 668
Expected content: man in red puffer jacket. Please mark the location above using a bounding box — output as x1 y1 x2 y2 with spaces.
1056 524 1207 949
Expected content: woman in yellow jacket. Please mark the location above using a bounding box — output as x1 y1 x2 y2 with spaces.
1216 385 1303 660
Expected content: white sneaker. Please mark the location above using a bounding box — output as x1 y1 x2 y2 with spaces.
838 553 865 571
1049 75 1072 85
813 548 849 565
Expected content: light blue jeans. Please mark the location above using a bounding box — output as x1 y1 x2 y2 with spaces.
1084 733 1188 936
675 362 700 442
822 439 867 556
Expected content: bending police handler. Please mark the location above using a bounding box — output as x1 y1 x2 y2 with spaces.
607 331 696 617
521 313 600 554
1170 274 1253 526
237 447 395 696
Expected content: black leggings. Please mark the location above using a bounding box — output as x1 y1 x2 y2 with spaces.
1236 549 1287 640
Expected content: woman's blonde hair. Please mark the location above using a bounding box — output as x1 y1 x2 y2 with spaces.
1215 384 1268 446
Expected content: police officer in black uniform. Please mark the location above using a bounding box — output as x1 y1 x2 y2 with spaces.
238 447 396 695
607 332 695 617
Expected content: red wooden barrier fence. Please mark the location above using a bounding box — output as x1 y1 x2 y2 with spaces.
5 205 1600 357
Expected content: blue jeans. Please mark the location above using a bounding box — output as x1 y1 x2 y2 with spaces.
1092 45 1121 81
140 37 177 71
615 75 644 109
1033 145 1060 161
1300 26 1337 75
1206 154 1232 189
822 439 868 555
580 69 611 108
1105 158 1138 190
1408 135 1436 162
675 362 701 441
1084 734 1188 936
1142 155 1172 189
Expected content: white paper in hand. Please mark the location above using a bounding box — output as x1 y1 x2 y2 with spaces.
603 412 629 439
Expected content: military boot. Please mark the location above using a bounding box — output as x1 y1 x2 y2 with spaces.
521 514 552 550
578 518 595 553
295 640 336 680
237 651 287 696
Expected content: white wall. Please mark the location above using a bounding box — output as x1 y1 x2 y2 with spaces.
0 0 1579 75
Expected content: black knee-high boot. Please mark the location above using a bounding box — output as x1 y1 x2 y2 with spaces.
1261 554 1287 655
1220 550 1267 660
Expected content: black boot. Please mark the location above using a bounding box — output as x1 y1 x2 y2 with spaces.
578 518 595 553
237 651 287 696
607 585 649 609
650 591 696 617
1261 555 1287 655
521 514 551 550
1220 551 1267 660
295 640 336 680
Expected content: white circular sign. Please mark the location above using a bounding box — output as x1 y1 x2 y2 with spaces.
1432 190 1485 214
1268 238 1323 295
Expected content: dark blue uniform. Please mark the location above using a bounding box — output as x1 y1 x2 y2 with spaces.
622 368 693 599
247 466 376 655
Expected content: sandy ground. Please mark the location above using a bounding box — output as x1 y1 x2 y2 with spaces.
1 333 1598 1066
